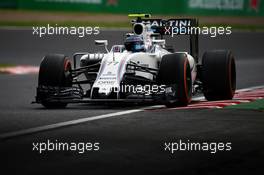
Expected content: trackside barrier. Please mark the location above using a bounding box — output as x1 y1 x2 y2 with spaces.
1 0 264 16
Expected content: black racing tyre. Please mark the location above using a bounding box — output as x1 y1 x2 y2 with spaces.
158 53 192 107
38 54 72 108
201 50 236 101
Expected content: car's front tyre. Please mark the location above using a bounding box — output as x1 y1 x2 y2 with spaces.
158 53 192 107
37 54 72 109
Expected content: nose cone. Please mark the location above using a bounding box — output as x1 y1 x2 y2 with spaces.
98 87 112 97
96 86 119 99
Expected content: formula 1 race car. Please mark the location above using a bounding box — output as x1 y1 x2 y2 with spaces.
35 14 236 108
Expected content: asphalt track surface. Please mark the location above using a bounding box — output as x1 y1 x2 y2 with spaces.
0 29 264 175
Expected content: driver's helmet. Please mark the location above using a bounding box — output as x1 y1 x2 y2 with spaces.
124 35 145 52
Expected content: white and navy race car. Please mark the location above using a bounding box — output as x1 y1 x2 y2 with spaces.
35 14 236 108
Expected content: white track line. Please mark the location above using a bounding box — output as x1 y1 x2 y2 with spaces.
1 85 264 140
0 109 147 140
236 85 264 92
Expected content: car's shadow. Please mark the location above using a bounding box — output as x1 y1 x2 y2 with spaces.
32 102 156 110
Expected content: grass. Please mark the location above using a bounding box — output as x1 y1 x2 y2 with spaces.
0 21 130 28
226 99 264 110
0 64 15 68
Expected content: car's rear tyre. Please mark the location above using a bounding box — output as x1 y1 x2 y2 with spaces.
158 53 192 107
202 50 236 101
38 54 72 108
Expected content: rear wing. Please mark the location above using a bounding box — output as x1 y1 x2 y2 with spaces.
129 14 199 63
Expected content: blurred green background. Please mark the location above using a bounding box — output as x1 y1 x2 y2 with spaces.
0 0 263 28
1 0 263 16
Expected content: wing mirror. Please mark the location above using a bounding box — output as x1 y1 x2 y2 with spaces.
152 39 166 46
95 40 109 53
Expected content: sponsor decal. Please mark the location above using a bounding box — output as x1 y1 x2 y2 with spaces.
142 19 192 27
99 77 116 80
36 0 102 4
97 80 116 85
107 0 118 6
188 0 244 10
249 0 260 11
